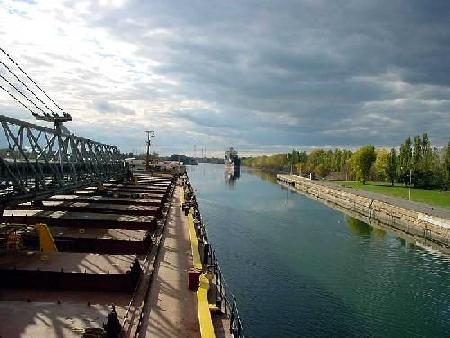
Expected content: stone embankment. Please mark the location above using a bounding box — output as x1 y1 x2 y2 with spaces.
277 174 450 253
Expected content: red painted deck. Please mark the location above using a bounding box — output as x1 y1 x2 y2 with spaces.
2 210 157 230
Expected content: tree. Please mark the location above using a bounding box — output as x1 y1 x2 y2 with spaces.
351 145 377 184
444 141 450 189
314 164 329 178
294 162 303 175
386 148 397 186
373 148 389 181
241 134 446 191
429 147 444 189
419 133 434 188
342 159 352 181
398 137 412 185
411 135 423 187
421 133 432 169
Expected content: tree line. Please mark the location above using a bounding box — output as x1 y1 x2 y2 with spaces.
242 133 450 190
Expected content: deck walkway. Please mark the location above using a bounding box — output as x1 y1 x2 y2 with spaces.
141 186 200 338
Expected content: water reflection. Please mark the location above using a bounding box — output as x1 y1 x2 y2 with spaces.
225 167 240 188
188 164 450 338
346 216 386 238
246 168 278 184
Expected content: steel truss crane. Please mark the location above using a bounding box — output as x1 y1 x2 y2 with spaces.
0 48 128 209
0 114 125 208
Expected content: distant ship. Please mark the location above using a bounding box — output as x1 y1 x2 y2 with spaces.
225 147 241 170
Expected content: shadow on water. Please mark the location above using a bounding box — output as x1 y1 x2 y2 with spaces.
346 216 386 239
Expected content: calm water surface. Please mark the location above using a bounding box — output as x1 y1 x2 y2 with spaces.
187 164 450 338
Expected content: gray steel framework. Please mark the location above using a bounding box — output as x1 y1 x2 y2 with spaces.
0 114 126 207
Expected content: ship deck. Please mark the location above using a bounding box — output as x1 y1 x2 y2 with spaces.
0 172 175 337
49 227 148 241
48 195 163 206
0 299 128 338
11 201 162 216
141 186 199 337
0 251 140 274
2 210 158 230
0 171 233 337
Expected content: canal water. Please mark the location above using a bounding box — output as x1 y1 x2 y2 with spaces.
187 164 450 338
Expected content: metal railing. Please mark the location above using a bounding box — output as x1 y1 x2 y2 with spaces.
182 176 245 337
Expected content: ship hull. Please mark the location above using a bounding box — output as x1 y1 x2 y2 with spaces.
225 162 240 170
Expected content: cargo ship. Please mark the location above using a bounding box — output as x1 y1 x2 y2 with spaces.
0 46 243 337
224 147 241 171
0 164 244 337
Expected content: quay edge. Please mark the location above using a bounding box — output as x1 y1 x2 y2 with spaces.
277 174 450 254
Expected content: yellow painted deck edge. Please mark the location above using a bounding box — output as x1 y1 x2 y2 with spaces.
188 209 203 270
197 274 216 338
182 186 216 337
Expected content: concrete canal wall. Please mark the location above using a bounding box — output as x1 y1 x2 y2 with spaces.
277 174 450 253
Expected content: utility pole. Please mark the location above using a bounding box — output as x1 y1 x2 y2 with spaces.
402 166 412 201
145 130 155 170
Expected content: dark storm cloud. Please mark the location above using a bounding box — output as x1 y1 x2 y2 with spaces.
79 0 450 148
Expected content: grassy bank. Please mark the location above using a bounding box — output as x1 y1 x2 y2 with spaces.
334 181 450 209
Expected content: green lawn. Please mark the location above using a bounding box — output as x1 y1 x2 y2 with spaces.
334 181 450 209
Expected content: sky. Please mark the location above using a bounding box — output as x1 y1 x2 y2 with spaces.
0 0 449 156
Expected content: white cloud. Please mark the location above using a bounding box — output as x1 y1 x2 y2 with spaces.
0 0 449 155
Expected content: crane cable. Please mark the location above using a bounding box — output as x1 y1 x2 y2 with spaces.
0 82 41 118
0 73 48 116
0 59 57 116
0 46 68 116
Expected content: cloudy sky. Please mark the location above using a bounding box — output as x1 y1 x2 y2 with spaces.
0 0 449 156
